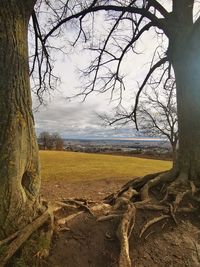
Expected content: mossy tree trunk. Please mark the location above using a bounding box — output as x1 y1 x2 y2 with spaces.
0 0 40 239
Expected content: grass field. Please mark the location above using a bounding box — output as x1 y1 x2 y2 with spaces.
40 151 172 182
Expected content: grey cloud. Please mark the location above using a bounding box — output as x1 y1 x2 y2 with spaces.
33 95 136 139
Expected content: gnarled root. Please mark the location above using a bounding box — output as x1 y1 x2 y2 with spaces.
0 207 54 267
104 171 165 204
98 188 138 266
114 188 138 267
140 169 178 201
139 214 170 239
117 203 136 267
101 167 200 266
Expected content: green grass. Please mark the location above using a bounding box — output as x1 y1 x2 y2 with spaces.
40 151 172 182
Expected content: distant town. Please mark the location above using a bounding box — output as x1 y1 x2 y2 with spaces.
37 131 172 160
63 138 171 158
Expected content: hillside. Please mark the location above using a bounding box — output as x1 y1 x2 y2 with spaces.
40 151 171 201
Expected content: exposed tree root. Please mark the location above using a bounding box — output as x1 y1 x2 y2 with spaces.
117 203 136 267
173 190 191 212
54 200 78 209
135 203 168 212
55 198 107 226
98 187 138 266
168 203 178 224
0 231 20 248
57 202 110 226
140 168 178 201
99 167 200 266
35 207 54 260
60 198 96 216
193 241 200 263
48 170 200 267
2 168 198 267
104 171 165 204
0 208 53 267
57 211 84 226
97 214 122 222
139 215 170 239
111 177 172 266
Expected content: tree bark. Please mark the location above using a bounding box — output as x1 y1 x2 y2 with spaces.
171 36 200 186
0 0 39 239
171 143 177 168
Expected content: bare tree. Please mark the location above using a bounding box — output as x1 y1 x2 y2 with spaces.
38 132 64 150
138 81 178 164
99 79 178 163
51 132 64 150
38 131 52 150
1 1 200 266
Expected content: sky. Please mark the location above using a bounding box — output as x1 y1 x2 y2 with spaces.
34 97 138 139
32 40 156 139
32 1 170 139
32 64 141 139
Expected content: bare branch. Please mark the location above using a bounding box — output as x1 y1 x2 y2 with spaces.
147 0 169 18
44 2 168 42
132 56 168 129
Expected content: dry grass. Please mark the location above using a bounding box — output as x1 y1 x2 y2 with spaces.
40 151 172 182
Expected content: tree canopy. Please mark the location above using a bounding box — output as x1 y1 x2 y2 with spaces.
31 1 199 127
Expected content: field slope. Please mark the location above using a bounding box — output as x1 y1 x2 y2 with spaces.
40 150 172 182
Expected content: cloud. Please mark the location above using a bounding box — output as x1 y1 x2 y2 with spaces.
31 20 161 139
33 93 137 139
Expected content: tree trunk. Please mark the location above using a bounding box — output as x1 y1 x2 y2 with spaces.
0 0 39 239
171 143 177 168
171 35 200 186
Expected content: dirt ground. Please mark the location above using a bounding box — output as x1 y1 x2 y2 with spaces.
44 208 200 267
40 179 200 267
41 179 129 202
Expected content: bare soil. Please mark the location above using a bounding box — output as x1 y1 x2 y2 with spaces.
41 179 128 202
41 180 200 267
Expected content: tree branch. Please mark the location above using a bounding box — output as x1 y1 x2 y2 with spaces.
44 3 167 42
132 56 168 129
147 0 169 18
